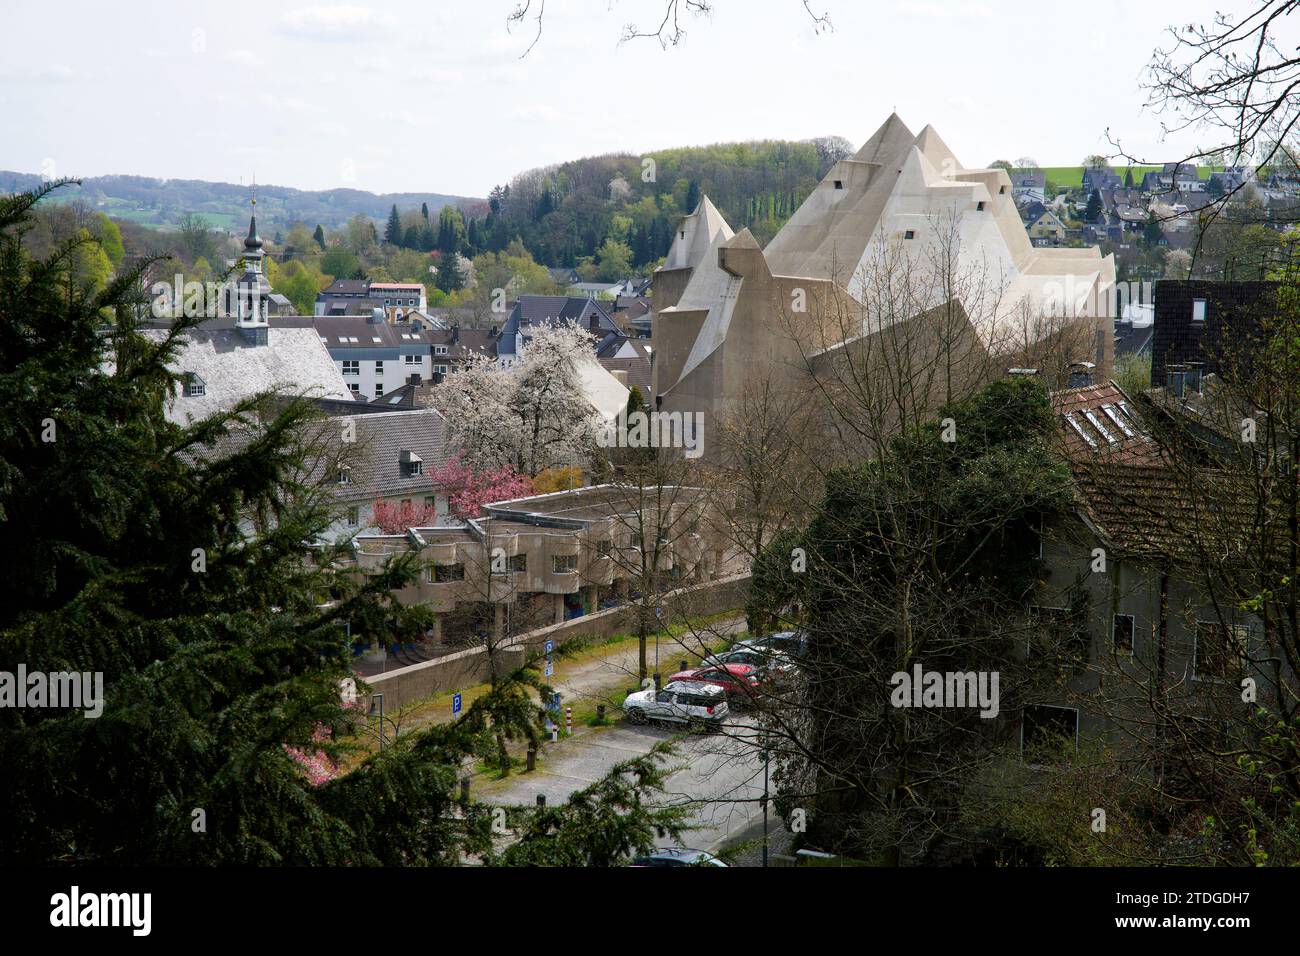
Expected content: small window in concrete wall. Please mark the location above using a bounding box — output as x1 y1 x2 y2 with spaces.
1192 298 1207 322
833 180 843 189
1113 614 1135 654
904 230 916 240
553 554 578 573
977 201 986 211
999 185 1007 194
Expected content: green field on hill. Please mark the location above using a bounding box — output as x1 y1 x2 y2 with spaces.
1013 165 1218 189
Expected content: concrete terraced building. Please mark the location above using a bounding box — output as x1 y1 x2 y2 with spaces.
652 114 1116 458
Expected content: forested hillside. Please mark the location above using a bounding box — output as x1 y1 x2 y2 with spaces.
0 171 476 233
482 137 852 269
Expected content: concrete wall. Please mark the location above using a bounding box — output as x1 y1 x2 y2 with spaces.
361 572 752 710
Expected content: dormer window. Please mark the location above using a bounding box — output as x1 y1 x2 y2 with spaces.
336 463 353 485
400 449 423 476
183 373 206 397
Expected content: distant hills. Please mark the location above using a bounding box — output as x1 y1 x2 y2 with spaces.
0 171 482 234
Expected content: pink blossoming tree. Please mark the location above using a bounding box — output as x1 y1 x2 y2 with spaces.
427 454 534 520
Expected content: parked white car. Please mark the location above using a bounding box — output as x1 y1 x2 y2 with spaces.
623 681 728 730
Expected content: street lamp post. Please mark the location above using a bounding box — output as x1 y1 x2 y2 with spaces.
762 735 770 868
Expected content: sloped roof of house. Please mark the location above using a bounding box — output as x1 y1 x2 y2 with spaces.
1050 380 1261 557
145 326 352 424
498 295 620 356
596 336 653 393
329 407 452 501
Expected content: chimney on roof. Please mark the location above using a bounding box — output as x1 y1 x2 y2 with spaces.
407 373 421 386
1067 361 1096 388
489 325 498 337
1166 363 1187 398
369 308 384 324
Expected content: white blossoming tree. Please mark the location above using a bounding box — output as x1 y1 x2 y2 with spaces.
432 322 605 475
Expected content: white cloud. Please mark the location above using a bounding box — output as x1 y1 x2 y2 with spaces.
279 5 396 40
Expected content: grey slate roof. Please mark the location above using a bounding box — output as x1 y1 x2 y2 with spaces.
145 326 352 424
498 295 620 356
275 314 437 349
192 406 451 506
425 327 499 363
329 407 451 502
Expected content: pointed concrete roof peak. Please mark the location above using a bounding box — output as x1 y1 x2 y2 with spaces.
693 194 731 233
914 124 958 170
722 227 760 251
660 193 734 272
853 113 915 164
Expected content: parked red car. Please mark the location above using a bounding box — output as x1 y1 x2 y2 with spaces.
668 663 765 703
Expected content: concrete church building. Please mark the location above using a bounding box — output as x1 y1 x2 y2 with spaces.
652 114 1116 458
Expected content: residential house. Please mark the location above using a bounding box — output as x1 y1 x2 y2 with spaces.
1011 169 1047 204
1082 166 1122 193
1032 373 1267 752
1025 207 1068 245
277 311 438 397
316 279 429 322
496 295 623 368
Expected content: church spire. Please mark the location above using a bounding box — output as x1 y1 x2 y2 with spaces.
232 176 271 342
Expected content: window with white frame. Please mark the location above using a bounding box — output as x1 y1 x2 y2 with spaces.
434 365 448 375
183 373 206 397
552 553 578 573
404 354 419 365
374 383 384 397
346 506 359 526
342 360 359 376
374 360 384 375
434 345 449 355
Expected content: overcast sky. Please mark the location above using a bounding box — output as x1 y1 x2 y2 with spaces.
0 0 1267 198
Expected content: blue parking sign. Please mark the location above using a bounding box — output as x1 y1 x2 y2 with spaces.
452 693 462 715
544 639 554 655
544 660 554 677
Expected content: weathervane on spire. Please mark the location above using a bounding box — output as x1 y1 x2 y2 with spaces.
250 172 257 209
